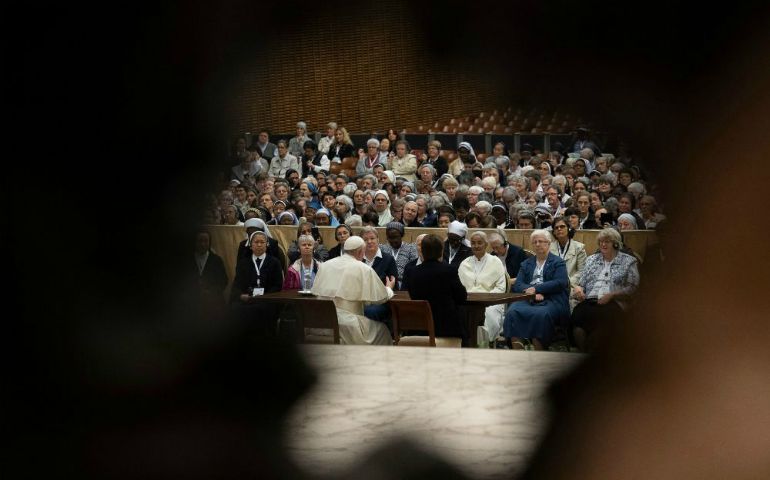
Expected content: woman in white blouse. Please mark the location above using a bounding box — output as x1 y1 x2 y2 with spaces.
549 216 587 309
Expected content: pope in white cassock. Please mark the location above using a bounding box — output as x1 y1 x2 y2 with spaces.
311 235 395 345
457 231 508 347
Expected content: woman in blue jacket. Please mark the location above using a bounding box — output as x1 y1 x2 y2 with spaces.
503 229 570 349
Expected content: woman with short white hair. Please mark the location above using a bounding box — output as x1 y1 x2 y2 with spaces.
333 194 353 223
357 138 384 176
288 121 311 157
503 229 570 349
283 234 322 290
571 227 639 352
458 231 509 347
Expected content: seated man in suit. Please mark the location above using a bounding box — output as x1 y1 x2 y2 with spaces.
251 128 277 159
193 229 228 315
407 234 468 344
487 231 528 290
360 225 397 328
442 220 472 269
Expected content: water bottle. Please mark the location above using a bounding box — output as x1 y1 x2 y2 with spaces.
303 267 312 292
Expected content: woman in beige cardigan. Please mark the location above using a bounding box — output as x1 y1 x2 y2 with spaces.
388 140 418 181
549 216 587 309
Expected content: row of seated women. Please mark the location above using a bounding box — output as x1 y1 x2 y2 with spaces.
204 213 639 350
503 226 639 351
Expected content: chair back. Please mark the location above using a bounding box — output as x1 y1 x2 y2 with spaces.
329 156 358 177
296 299 340 344
390 300 436 347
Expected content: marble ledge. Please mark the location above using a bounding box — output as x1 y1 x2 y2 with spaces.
283 345 584 479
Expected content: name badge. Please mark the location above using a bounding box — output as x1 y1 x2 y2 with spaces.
252 287 265 296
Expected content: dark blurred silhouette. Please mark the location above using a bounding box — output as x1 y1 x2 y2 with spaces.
7 1 770 478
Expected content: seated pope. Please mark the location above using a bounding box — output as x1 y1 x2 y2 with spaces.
311 235 395 345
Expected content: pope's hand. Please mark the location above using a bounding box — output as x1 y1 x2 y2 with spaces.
385 275 396 289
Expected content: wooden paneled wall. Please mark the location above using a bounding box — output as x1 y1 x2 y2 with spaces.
226 2 507 135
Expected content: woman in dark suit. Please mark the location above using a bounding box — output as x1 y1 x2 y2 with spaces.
327 224 352 260
408 234 468 343
327 126 356 163
230 230 284 335
503 229 570 349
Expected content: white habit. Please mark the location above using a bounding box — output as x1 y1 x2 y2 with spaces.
311 253 393 345
458 253 508 346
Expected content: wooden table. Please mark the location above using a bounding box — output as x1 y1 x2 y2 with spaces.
258 290 534 347
392 291 533 347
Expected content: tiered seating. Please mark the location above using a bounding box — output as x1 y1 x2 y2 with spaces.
405 106 592 135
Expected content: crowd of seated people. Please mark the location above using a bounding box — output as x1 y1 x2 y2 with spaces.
194 121 661 350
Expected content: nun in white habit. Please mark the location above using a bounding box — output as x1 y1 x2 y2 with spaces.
311 236 394 345
373 189 394 226
457 231 508 347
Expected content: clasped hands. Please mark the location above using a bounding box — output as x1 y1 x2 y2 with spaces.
524 287 544 302
572 286 613 305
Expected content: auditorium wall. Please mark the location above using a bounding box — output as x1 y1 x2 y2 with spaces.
225 2 509 135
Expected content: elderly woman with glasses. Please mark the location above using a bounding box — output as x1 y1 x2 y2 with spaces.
268 139 300 178
458 231 509 347
503 229 570 350
357 138 384 176
332 194 353 224
570 227 640 352
288 121 311 157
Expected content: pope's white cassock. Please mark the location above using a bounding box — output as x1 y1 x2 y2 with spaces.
311 237 393 345
458 252 508 346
